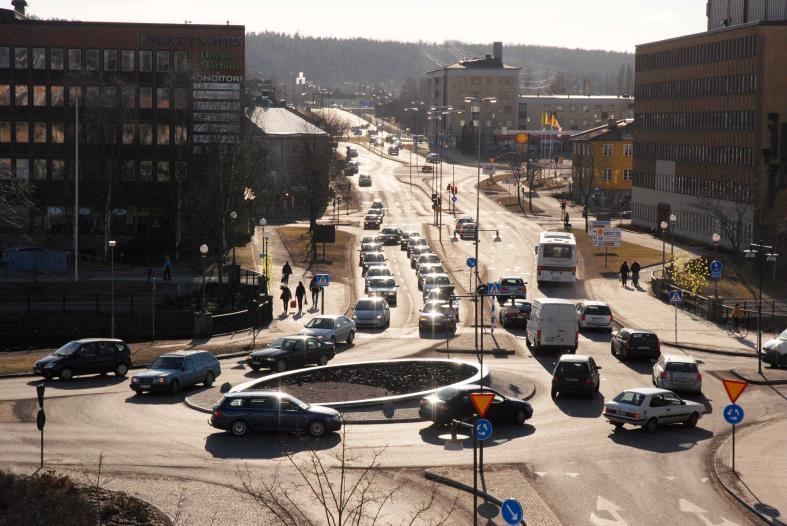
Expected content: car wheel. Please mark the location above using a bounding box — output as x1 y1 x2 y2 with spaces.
643 418 658 433
59 367 73 381
613 423 624 430
318 354 329 366
230 420 249 436
347 331 355 344
780 354 787 369
330 336 337 348
170 380 180 395
684 412 699 428
515 410 528 425
250 365 260 372
610 343 616 356
307 419 327 437
204 371 215 387
551 388 558 399
114 363 128 377
276 359 287 373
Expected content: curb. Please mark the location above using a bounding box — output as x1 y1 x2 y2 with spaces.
435 348 516 356
183 396 214 414
729 368 787 385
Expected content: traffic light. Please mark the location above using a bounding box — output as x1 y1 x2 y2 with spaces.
452 184 458 194
447 183 452 193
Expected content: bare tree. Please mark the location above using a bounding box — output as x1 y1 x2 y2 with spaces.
692 194 753 255
525 159 545 213
572 141 597 230
0 165 33 231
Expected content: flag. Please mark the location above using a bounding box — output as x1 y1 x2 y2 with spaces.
551 112 562 131
542 112 550 127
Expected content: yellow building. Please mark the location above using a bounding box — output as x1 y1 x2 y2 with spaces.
570 119 633 210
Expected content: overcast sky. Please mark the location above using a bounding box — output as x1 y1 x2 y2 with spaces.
27 0 707 53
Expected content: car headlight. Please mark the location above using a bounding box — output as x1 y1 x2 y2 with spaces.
131 377 139 383
352 315 358 320
376 315 382 319
156 377 167 384
317 335 325 340
44 363 56 368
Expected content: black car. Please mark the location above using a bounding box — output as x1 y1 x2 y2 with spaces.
210 391 342 437
33 338 132 380
418 303 457 336
611 329 661 361
419 385 533 426
246 336 335 372
499 299 531 329
363 215 381 230
130 350 220 395
551 354 601 399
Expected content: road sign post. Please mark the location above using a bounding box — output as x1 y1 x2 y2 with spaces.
36 383 45 469
722 379 748 473
710 260 723 297
669 290 683 344
476 418 493 441
316 274 329 314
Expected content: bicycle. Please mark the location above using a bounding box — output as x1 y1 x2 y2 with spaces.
726 316 749 338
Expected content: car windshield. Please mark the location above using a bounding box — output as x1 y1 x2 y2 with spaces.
779 330 787 341
54 341 82 356
269 338 299 350
435 387 459 401
585 305 612 315
420 266 443 276
280 395 310 410
306 318 335 329
556 362 589 378
367 268 391 277
666 362 698 373
151 356 184 369
371 279 395 288
429 276 450 286
613 391 646 406
501 278 523 286
382 229 397 234
356 300 380 311
366 254 384 262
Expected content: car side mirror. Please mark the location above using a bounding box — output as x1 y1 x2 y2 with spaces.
680 400 686 405
596 366 602 370
650 359 656 364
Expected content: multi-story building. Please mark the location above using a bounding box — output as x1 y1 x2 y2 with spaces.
631 18 787 250
424 42 520 150
570 119 634 209
707 0 787 29
518 94 634 132
0 2 245 259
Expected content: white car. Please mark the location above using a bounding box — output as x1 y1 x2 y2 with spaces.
652 354 702 393
576 300 613 331
762 329 787 368
299 315 356 345
365 265 392 291
351 297 391 328
603 388 705 432
422 273 453 301
366 277 398 306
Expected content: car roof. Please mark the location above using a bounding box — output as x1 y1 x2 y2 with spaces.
311 315 343 320
224 390 298 400
580 300 608 306
75 338 125 344
661 354 697 363
557 354 592 363
621 387 672 396
500 276 524 280
160 350 209 357
357 296 387 303
620 328 657 334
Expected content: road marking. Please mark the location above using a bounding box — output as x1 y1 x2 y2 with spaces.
701 477 709 483
565 472 579 478
534 472 547 477
590 496 630 526
679 498 741 526
663 476 676 481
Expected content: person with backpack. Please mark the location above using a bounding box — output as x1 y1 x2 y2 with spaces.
619 260 629 287
630 260 641 288
280 285 292 315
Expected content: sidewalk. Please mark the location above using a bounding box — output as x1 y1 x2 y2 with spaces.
714 418 787 524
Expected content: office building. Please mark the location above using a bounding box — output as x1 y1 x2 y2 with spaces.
518 94 634 132
571 119 634 209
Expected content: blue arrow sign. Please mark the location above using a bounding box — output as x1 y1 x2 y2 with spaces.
501 498 524 525
476 418 493 441
452 195 458 203
710 260 723 279
669 290 683 304
724 403 744 425
466 257 477 268
316 274 330 287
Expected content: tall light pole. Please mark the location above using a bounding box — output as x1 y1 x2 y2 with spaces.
73 95 80 282
744 243 778 374
712 232 721 298
108 240 116 338
230 210 238 265
660 220 668 279
669 213 677 264
200 244 209 313
259 218 268 294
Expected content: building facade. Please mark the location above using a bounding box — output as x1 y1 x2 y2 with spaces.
631 21 787 250
518 94 634 132
571 119 634 209
707 0 787 29
424 42 520 150
0 5 245 259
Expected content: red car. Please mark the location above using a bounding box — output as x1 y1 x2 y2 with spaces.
498 299 532 329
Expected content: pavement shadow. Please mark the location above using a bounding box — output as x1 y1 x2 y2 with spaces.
553 392 606 418
418 422 535 447
607 424 713 452
530 352 560 375
124 385 213 405
581 330 613 343
204 431 341 459
28 376 127 390
614 356 654 375
681 392 714 415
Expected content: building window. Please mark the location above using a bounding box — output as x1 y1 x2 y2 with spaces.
50 48 64 70
52 123 64 143
68 48 81 71
601 168 613 181
15 85 28 106
175 125 188 145
85 86 100 107
0 158 10 178
174 51 188 72
52 159 65 180
51 86 64 107
104 49 117 71
14 47 28 69
174 88 188 109
139 124 153 145
0 47 8 68
32 159 47 180
102 87 116 107
0 121 9 142
139 50 152 72
121 50 134 72
121 87 135 109
0 85 9 105
139 87 152 109
157 124 170 145
156 88 170 109
156 51 170 72
623 169 633 181
86 49 99 72
32 48 46 70
602 143 613 156
16 159 29 180
34 122 47 143
623 144 633 156
140 161 153 181
122 124 135 144
33 85 47 106
157 161 170 182
175 161 187 181
121 160 135 181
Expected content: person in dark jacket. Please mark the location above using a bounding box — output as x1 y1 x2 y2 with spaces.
309 276 320 307
282 261 293 284
280 285 292 315
620 261 629 287
630 260 641 288
295 281 306 315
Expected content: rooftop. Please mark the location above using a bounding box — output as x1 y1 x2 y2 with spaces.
249 107 328 137
519 94 634 102
569 119 634 141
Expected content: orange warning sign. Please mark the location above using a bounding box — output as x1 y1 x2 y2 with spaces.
470 392 495 418
722 379 748 403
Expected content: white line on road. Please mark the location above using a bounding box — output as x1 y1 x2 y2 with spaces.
590 496 630 526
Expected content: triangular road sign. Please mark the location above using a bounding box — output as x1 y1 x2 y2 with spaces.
722 379 747 403
470 392 495 418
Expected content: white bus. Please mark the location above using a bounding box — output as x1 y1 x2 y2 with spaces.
534 232 577 285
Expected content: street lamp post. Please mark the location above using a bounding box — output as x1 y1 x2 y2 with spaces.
200 244 209 313
712 232 721 298
669 213 677 265
744 243 778 374
660 220 668 282
108 240 116 338
230 210 238 265
259 218 268 294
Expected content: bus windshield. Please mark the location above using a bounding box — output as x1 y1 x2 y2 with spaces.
542 244 573 259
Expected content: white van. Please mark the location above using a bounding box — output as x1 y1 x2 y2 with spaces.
526 298 578 353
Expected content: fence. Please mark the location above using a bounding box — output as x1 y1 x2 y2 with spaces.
211 296 272 337
0 293 180 313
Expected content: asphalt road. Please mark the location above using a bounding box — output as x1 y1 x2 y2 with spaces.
1 111 785 525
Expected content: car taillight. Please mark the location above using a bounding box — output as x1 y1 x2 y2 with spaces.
536 329 541 341
552 376 559 383
581 314 586 321
626 339 632 350
584 378 593 384
537 265 544 271
603 407 609 414
609 314 613 322
660 371 668 378
213 410 222 417
696 372 702 382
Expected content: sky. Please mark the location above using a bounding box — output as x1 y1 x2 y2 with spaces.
25 0 708 53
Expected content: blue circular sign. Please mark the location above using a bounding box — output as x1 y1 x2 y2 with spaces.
466 257 477 268
710 260 723 273
452 195 458 203
501 498 524 525
724 403 744 425
476 418 493 441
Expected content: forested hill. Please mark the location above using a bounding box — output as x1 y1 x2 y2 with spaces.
245 32 635 94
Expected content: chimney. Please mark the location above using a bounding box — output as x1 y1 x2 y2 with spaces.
493 42 503 65
11 0 27 15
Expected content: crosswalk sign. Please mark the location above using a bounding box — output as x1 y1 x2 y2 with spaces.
316 274 330 287
669 290 682 304
486 282 501 296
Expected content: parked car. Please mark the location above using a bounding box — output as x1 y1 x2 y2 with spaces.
359 242 383 265
34 338 132 380
762 329 787 368
366 277 398 306
526 298 578 353
419 385 533 426
611 329 660 361
551 354 601 399
498 276 527 301
379 227 402 245
351 297 391 328
210 391 342 437
415 253 441 272
401 231 421 250
652 354 702 393
246 336 335 373
603 388 705 432
364 214 381 230
131 350 220 394
454 217 474 235
300 315 356 345
576 300 613 331
419 302 457 335
458 222 478 240
361 252 386 274
499 299 532 329
417 263 445 290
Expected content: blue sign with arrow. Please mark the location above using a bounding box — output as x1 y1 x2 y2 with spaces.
316 274 330 287
476 418 493 441
466 257 477 268
723 403 744 425
710 260 723 279
501 498 524 525
452 195 458 203
669 290 683 305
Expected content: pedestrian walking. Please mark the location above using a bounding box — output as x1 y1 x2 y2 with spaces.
282 261 292 285
280 285 292 315
619 260 629 287
295 281 306 315
309 276 320 307
163 255 172 281
630 260 641 288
